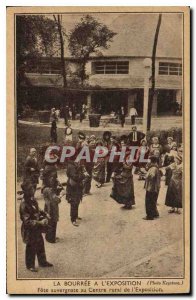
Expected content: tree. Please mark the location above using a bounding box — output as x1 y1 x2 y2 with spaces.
16 15 58 109
16 15 58 70
68 15 117 85
53 14 67 88
147 14 162 131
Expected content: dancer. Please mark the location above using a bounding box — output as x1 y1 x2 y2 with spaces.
143 156 161 220
110 160 135 210
165 155 183 214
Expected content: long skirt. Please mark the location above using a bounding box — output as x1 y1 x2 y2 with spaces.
110 175 135 206
145 191 159 219
165 179 182 208
92 160 105 184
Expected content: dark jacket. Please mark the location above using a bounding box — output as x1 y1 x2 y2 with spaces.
144 164 161 193
42 164 58 187
19 198 47 244
66 161 85 201
43 187 61 222
24 156 40 184
128 131 145 146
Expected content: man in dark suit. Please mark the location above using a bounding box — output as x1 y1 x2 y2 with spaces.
23 148 40 191
66 160 85 226
20 181 53 272
128 126 145 147
119 106 126 128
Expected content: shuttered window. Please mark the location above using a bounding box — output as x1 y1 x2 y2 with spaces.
159 62 182 76
94 61 129 74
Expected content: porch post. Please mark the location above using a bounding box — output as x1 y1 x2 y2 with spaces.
176 89 182 104
128 92 136 115
152 91 158 116
143 58 151 133
86 92 92 116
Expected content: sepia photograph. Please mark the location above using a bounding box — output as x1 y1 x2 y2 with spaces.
6 6 190 294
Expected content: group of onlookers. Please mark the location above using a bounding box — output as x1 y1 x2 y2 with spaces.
19 124 183 272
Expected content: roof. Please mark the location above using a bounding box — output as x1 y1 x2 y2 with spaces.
61 13 182 59
24 73 182 90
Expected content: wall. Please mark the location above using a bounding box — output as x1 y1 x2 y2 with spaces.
87 57 182 90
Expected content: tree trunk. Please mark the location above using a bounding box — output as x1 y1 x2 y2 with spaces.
80 60 86 86
147 14 162 131
54 15 67 89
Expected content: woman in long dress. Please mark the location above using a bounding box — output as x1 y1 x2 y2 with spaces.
165 155 183 214
92 140 106 188
149 137 163 166
64 121 73 143
110 161 135 209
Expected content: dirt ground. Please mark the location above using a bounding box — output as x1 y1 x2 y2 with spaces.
16 170 184 279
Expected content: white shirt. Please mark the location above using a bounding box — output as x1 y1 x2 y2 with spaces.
132 131 138 141
129 108 138 116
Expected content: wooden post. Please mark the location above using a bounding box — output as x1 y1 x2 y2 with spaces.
143 58 151 134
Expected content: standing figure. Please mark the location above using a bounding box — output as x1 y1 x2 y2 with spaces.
136 139 150 180
66 160 85 226
80 103 87 123
42 158 58 191
149 137 163 166
64 121 73 143
50 108 57 123
129 106 138 125
128 126 145 147
128 126 145 174
143 156 161 220
110 160 135 210
102 131 112 183
19 181 53 272
72 104 76 120
50 120 57 143
62 105 70 125
55 108 60 121
165 155 183 214
83 135 96 195
119 106 126 128
92 140 106 188
23 148 40 191
43 177 63 243
164 157 175 186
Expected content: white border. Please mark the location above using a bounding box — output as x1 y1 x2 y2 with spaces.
1 0 194 299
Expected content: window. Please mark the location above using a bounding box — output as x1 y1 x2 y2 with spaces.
94 61 129 74
159 62 182 76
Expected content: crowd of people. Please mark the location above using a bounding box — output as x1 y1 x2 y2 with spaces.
19 124 183 272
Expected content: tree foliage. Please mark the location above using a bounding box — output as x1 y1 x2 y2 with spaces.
16 15 58 66
68 15 117 84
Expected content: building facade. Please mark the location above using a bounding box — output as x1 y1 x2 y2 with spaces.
24 55 182 117
21 13 183 118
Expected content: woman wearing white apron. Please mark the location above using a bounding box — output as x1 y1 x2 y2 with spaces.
64 122 73 143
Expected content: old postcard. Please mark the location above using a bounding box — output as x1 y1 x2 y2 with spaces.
7 6 190 294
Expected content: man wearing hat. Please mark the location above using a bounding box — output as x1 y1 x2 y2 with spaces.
23 148 40 192
128 126 145 147
76 131 87 150
19 181 53 272
66 160 86 226
102 131 111 182
119 106 126 128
